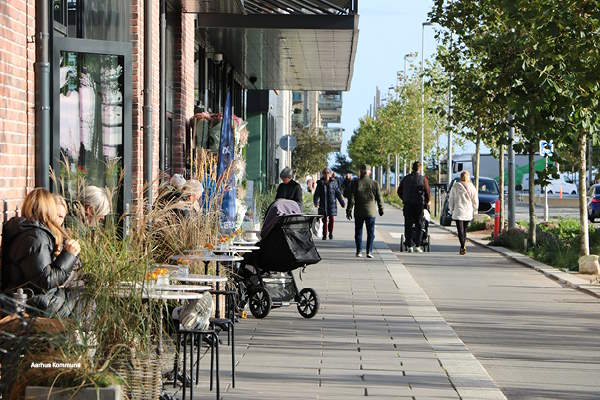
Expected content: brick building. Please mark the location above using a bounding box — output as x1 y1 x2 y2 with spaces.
0 0 358 218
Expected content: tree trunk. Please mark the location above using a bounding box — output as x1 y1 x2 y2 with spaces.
474 134 481 191
499 143 505 232
528 149 536 248
578 131 590 256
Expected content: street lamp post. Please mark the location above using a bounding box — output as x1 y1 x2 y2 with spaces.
403 53 415 177
421 22 433 174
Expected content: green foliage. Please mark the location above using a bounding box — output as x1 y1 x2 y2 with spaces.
292 126 336 178
382 192 402 208
467 221 487 232
255 186 277 221
496 218 600 271
429 0 600 255
347 64 449 171
332 152 353 175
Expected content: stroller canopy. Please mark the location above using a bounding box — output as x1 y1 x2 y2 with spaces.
260 199 301 239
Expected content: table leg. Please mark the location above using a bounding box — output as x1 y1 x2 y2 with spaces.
204 261 209 275
216 262 220 318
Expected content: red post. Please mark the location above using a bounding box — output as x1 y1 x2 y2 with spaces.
493 199 501 240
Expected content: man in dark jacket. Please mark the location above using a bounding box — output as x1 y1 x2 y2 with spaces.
398 161 431 253
313 167 345 240
342 172 355 199
275 167 303 208
346 164 384 258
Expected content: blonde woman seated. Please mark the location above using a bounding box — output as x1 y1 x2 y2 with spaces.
1 189 83 317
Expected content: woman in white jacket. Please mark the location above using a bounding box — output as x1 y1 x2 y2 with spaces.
448 171 479 255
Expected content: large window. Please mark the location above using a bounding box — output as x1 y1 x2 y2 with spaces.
54 0 129 40
58 51 123 188
53 38 132 212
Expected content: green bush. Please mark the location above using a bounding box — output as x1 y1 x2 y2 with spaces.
467 221 487 232
383 191 402 208
495 218 599 271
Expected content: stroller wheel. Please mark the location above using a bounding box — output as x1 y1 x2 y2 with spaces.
400 234 405 252
296 288 319 319
249 288 271 319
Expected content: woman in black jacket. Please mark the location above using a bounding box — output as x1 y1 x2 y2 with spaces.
1 188 82 317
313 167 345 240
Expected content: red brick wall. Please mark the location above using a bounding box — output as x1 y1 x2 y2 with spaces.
170 13 195 175
130 0 161 209
0 0 35 218
0 0 184 218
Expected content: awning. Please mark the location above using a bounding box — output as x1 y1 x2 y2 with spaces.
180 0 359 91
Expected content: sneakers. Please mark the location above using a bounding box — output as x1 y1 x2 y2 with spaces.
329 233 333 240
366 253 374 259
459 247 466 255
356 252 363 258
414 247 424 253
407 246 415 253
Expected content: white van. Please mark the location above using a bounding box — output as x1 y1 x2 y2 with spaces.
521 174 577 195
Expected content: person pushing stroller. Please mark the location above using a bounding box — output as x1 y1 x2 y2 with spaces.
398 161 430 253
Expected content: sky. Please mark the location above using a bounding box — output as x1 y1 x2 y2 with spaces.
338 1 479 160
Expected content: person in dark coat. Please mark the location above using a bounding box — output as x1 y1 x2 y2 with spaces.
342 172 355 199
1 188 82 318
397 161 431 253
275 167 303 207
313 167 345 240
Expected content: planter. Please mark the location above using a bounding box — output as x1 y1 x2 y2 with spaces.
25 386 122 400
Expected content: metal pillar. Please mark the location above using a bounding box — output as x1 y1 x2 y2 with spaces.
35 0 51 189
143 0 153 206
159 0 166 174
394 154 399 191
507 115 516 229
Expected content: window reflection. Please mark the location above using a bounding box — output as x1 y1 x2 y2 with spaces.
59 51 124 192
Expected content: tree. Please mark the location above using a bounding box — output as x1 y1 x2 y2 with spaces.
332 153 353 175
292 127 335 178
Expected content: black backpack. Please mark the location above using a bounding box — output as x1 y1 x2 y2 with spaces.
398 174 425 207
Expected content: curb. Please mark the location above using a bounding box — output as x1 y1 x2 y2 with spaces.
435 224 600 299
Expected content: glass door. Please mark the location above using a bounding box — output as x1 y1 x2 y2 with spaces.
52 37 132 216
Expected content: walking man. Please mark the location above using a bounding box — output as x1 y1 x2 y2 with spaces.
346 164 384 258
398 161 430 253
314 167 345 240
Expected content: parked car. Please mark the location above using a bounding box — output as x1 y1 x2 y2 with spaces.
588 184 600 222
521 174 578 195
440 176 500 226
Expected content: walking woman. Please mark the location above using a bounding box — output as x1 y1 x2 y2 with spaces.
448 171 479 255
313 167 345 240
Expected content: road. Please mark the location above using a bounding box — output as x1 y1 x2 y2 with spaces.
376 205 600 400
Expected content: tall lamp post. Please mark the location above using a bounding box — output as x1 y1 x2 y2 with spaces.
421 22 433 174
403 53 415 176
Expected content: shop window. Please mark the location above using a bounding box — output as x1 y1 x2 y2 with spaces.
58 51 124 190
63 0 129 41
53 38 132 215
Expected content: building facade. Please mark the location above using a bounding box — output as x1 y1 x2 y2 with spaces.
0 0 358 217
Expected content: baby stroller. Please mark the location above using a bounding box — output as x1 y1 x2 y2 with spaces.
234 200 322 319
400 209 431 252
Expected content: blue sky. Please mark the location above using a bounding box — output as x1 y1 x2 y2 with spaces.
338 1 478 159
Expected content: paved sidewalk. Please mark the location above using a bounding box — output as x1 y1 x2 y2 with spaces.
180 217 506 399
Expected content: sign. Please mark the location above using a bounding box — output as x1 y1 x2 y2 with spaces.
539 140 554 157
280 135 297 151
